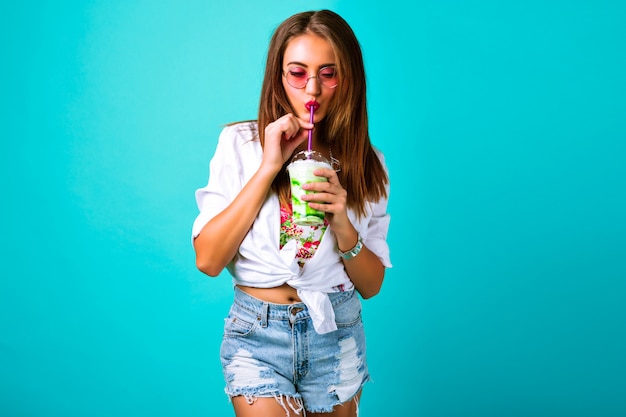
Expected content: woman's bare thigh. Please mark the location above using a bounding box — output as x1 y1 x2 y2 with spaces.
232 391 361 417
232 395 303 417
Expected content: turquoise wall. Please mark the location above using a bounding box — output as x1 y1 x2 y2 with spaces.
2 1 625 416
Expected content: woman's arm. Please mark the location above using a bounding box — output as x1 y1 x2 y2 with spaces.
194 115 312 276
302 169 388 298
193 165 279 276
335 226 385 299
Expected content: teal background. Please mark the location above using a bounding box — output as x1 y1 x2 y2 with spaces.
2 1 625 416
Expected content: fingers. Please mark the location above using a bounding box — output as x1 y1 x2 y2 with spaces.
301 175 347 210
302 167 341 192
312 167 338 183
263 114 314 168
266 114 313 141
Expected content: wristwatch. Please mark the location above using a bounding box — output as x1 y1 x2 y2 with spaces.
339 233 363 260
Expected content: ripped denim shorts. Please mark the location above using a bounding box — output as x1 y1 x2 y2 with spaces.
220 286 370 414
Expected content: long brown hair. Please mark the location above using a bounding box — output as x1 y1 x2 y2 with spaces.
258 10 388 217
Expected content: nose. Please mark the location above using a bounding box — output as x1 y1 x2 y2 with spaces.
304 75 321 96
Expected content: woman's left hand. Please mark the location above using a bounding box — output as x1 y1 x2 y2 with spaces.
301 168 351 230
303 167 385 299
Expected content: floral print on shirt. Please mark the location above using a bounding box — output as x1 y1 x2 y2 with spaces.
280 202 328 267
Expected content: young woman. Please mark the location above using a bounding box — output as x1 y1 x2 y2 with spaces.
192 10 391 417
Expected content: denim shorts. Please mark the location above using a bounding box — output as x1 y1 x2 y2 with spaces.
220 286 370 414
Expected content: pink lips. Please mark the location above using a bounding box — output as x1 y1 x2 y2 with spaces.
305 100 320 111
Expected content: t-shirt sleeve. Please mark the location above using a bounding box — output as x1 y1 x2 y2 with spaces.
191 126 243 241
363 151 392 268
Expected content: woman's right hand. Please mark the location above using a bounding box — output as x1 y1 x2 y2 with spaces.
194 115 313 277
262 114 313 172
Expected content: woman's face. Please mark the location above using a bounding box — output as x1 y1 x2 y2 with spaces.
282 33 338 124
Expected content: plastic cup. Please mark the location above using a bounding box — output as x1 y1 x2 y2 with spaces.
286 150 332 226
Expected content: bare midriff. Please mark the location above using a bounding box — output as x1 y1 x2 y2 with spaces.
237 283 302 304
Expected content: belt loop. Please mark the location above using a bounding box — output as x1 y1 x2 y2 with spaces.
260 302 269 328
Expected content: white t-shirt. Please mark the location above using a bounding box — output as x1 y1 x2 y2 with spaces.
192 122 392 333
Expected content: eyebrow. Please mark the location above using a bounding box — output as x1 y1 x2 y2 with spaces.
285 61 336 68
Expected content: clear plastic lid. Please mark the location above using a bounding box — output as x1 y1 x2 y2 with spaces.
288 150 331 167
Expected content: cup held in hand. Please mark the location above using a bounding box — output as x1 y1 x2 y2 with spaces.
286 150 332 226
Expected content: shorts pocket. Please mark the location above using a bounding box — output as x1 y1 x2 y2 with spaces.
333 291 362 328
223 308 259 338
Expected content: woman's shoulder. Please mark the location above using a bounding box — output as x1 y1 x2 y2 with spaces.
215 121 262 163
220 120 259 143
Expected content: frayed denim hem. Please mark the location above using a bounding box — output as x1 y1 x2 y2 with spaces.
304 376 370 415
226 389 305 416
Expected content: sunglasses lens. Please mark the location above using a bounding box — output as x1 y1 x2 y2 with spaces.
287 68 308 88
319 67 337 88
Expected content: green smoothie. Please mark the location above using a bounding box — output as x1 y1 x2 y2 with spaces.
287 151 332 226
